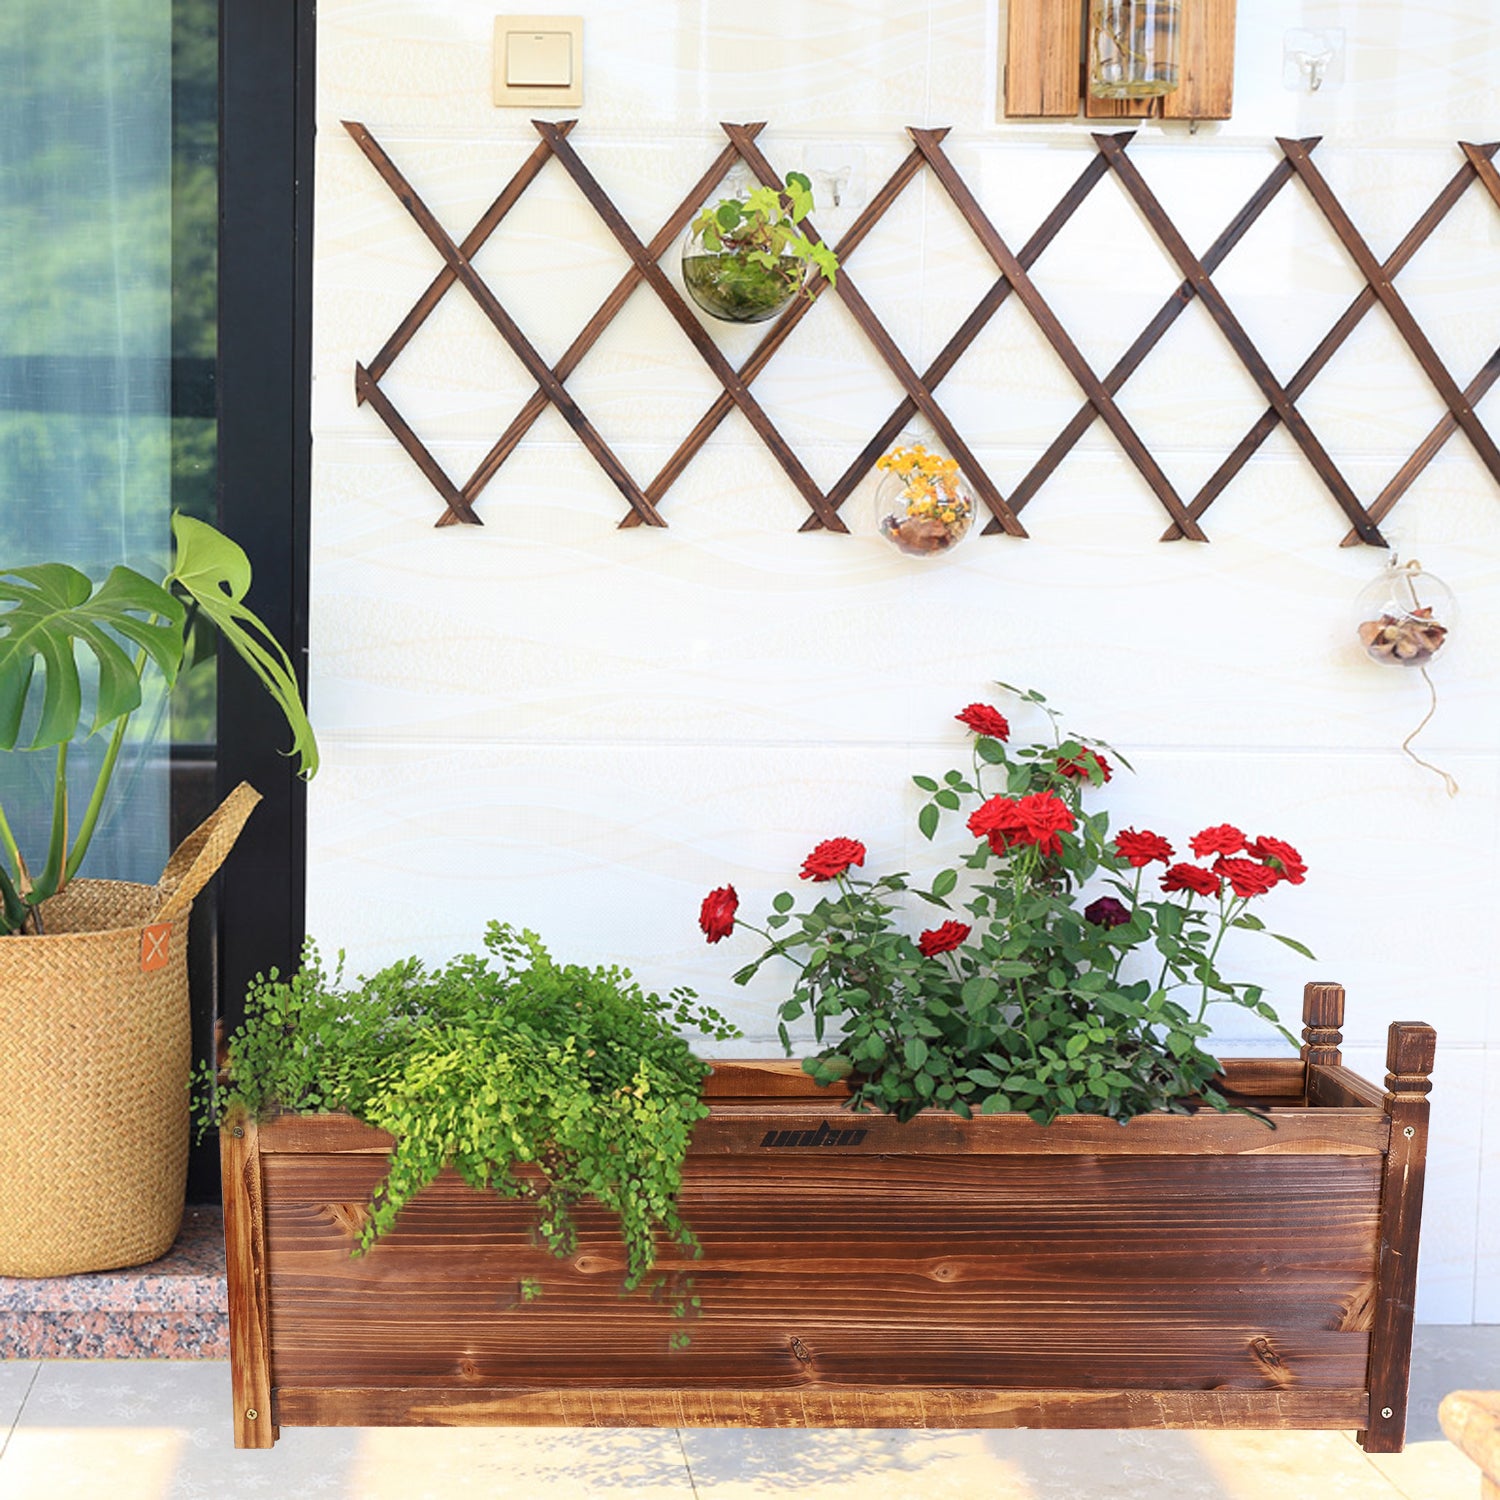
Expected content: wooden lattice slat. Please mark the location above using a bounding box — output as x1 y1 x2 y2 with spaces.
345 122 1500 547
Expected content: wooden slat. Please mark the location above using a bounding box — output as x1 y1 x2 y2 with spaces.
1004 0 1084 118
1162 0 1237 119
1308 1064 1387 1111
276 1384 1370 1431
256 1100 1387 1158
220 1109 277 1449
1363 1022 1436 1453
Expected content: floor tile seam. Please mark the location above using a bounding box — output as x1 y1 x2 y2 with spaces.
674 1426 702 1500
0 1362 41 1464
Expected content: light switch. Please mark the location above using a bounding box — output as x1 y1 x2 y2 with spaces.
506 30 571 88
494 17 583 107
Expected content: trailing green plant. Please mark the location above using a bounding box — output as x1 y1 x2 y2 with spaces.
0 513 318 933
684 172 840 318
700 684 1312 1126
207 922 740 1330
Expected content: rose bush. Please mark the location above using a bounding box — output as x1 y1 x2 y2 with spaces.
702 683 1312 1126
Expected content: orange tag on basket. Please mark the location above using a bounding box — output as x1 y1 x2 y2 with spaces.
140 922 173 972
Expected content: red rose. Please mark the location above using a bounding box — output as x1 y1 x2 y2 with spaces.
918 920 971 957
1114 828 1174 868
799 837 867 882
1214 856 1280 900
1247 835 1307 886
969 792 1076 857
1190 824 1246 859
698 885 739 943
968 795 1024 852
1057 748 1111 783
1161 862 1223 898
955 703 1010 741
1012 791 1076 856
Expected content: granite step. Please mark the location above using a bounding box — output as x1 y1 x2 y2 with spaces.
0 1205 227 1358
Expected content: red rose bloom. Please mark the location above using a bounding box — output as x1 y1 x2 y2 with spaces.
918 920 971 957
1190 823 1246 859
955 703 1010 741
698 885 739 943
1161 862 1223 898
1113 828 1174 868
968 792 1076 857
1012 791 1077 855
1214 856 1280 900
1246 835 1307 886
967 795 1024 851
1057 748 1112 783
799 837 867 882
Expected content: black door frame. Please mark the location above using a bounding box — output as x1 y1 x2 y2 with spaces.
216 0 315 1034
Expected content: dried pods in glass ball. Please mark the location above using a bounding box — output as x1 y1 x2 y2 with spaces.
1354 561 1455 668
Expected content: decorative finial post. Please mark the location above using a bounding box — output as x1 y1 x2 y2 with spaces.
1301 981 1345 1071
1362 1020 1437 1454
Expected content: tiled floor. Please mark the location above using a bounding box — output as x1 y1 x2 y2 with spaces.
1 1330 1495 1500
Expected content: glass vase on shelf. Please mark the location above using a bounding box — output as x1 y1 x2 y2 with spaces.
871 443 976 557
1088 0 1182 100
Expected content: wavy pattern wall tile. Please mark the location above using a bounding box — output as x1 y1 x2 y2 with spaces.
311 0 1500 1322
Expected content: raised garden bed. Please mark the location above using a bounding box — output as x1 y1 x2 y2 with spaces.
223 983 1433 1453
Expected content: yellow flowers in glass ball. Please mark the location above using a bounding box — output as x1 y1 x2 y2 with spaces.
872 443 975 556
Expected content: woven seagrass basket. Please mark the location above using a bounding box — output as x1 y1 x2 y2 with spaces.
0 784 259 1277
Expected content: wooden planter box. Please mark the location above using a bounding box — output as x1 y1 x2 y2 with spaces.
223 983 1434 1453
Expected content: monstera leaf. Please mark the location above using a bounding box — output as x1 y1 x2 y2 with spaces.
168 513 318 778
0 563 186 752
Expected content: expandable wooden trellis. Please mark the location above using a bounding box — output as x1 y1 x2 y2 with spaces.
346 121 1500 547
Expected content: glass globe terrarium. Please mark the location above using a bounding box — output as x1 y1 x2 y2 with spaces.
1354 559 1455 668
682 172 835 325
871 443 976 557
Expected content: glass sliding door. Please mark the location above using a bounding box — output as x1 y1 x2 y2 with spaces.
0 0 176 884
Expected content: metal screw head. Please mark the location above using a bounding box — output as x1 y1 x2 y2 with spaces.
1403 1126 1415 1139
245 1408 259 1421
1381 1407 1394 1420
232 1126 244 1138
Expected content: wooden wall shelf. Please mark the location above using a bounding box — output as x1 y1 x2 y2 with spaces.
1004 0 1238 122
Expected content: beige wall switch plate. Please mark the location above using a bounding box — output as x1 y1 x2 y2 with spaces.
494 16 583 107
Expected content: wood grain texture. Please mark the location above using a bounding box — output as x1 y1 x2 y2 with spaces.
1162 0 1237 119
1362 1022 1436 1453
1004 0 1084 118
220 1109 277 1449
261 1150 1379 1394
276 1385 1371 1432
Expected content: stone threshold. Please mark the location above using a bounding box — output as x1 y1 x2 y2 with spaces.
0 1205 227 1358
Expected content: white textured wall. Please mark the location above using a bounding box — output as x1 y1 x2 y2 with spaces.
309 0 1500 1321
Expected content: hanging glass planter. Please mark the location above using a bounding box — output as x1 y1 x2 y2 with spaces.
1088 0 1182 100
1354 558 1454 668
871 443 975 557
1353 557 1459 796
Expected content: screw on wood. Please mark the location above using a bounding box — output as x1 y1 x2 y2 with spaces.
246 1408 259 1421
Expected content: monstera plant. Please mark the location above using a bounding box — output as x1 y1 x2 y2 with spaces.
0 513 318 935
